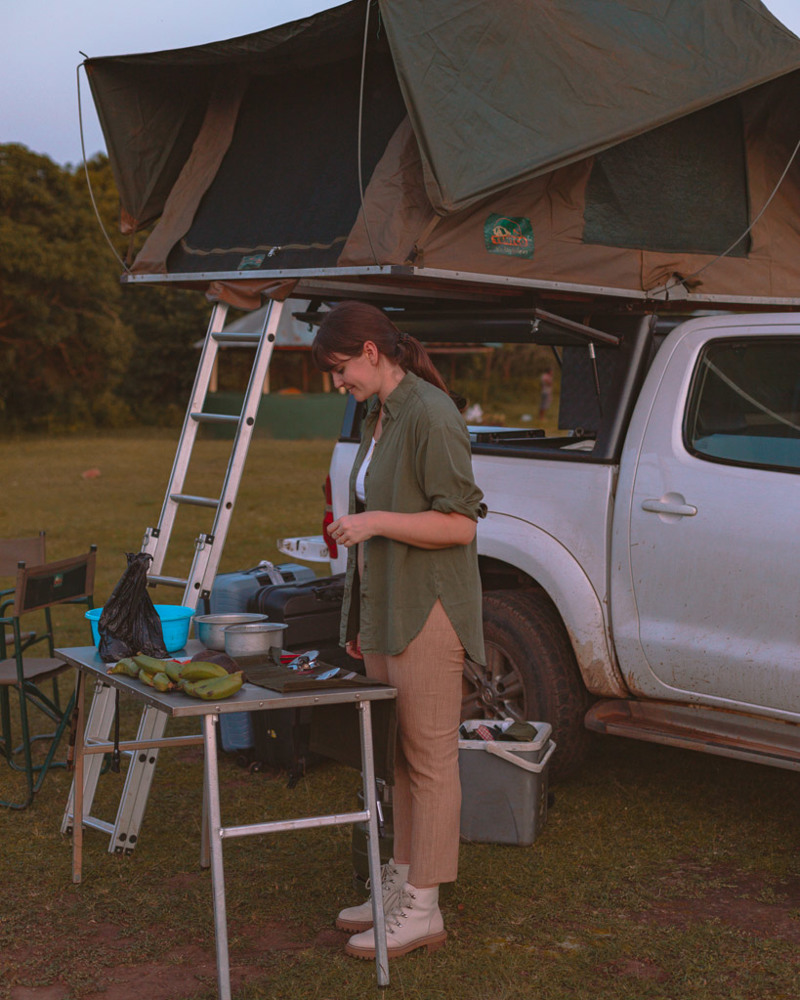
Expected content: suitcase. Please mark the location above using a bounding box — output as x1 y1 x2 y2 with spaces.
250 706 321 787
249 681 396 790
247 573 346 648
206 561 316 615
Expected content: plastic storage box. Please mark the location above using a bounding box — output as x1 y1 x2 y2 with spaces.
458 720 555 846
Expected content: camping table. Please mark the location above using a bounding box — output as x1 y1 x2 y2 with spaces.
58 643 396 996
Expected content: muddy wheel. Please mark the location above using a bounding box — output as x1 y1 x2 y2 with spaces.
462 588 592 782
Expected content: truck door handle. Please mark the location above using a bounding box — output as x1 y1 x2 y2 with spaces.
641 497 697 517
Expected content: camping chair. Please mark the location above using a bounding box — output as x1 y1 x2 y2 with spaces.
0 533 47 651
0 546 97 810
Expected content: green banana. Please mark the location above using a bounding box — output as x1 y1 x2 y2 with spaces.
151 671 172 693
163 660 183 684
138 668 156 687
181 671 244 701
179 661 229 682
133 654 168 676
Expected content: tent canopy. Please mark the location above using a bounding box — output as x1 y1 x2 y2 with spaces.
85 0 800 308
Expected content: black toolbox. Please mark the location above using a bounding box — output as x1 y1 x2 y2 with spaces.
247 573 346 649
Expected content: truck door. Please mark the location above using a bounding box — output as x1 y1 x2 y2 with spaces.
621 325 800 713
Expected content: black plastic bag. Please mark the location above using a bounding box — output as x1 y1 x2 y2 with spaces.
98 552 168 662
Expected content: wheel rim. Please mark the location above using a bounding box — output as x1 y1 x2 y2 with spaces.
462 641 526 721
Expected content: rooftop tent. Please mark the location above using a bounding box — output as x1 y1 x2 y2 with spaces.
85 0 800 308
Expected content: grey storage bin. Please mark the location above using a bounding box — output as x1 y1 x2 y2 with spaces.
458 720 555 846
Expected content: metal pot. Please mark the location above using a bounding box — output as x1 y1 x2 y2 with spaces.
223 621 288 659
193 612 268 651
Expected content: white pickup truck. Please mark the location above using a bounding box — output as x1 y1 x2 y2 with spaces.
280 310 800 781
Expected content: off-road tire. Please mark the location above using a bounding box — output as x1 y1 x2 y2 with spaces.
462 588 593 782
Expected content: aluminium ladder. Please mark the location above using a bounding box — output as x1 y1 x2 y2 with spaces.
63 298 286 852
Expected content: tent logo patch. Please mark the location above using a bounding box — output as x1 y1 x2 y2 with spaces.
238 253 266 270
485 214 534 258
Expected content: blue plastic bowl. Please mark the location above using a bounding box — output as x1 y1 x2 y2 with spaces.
85 604 194 653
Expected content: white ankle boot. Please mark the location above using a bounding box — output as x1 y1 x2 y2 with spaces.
344 882 446 959
336 859 410 932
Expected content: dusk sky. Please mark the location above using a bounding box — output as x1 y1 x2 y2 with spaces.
3 0 800 167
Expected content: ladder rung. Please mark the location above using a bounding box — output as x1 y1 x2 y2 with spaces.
80 815 115 835
212 332 262 346
191 412 240 424
147 574 188 588
169 493 220 508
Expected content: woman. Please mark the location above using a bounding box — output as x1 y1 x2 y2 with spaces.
312 300 485 960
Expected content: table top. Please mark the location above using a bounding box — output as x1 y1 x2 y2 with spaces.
57 643 396 717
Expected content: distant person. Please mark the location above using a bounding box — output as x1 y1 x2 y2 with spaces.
539 367 554 417
312 301 485 961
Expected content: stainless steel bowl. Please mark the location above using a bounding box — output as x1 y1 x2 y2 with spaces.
193 612 268 651
223 621 288 659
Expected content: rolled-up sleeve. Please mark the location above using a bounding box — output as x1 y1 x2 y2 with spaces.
418 416 486 521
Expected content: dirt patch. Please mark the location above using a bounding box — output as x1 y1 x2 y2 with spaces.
597 958 670 982
5 917 343 1000
628 867 800 944
7 864 800 999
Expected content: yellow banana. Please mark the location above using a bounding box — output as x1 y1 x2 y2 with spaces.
109 657 140 678
179 661 229 682
182 671 244 701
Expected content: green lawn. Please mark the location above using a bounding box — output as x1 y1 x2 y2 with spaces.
1 433 799 999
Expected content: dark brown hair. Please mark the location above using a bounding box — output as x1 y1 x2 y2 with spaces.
312 301 448 393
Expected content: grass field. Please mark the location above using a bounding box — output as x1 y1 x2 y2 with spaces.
1 433 799 1000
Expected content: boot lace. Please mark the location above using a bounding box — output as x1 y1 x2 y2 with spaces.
364 864 404 911
386 885 416 934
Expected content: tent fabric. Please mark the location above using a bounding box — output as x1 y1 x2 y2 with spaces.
160 34 406 276
85 0 800 306
86 1 368 231
132 75 247 273
340 71 800 301
378 0 800 214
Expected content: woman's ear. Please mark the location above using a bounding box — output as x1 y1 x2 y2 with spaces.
363 340 379 365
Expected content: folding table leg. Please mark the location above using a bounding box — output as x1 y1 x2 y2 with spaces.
358 700 390 987
71 670 87 884
203 713 231 1000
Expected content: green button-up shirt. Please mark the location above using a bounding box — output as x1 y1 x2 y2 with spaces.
340 370 486 664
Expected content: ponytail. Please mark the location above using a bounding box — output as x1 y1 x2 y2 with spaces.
395 330 448 394
312 301 449 394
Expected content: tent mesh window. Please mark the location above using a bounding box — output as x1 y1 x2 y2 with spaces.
583 98 750 257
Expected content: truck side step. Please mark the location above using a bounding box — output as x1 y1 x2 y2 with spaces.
585 699 800 771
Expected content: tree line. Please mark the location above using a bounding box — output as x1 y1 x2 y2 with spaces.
0 144 210 432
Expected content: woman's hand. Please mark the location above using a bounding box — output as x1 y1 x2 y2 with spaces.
329 513 376 548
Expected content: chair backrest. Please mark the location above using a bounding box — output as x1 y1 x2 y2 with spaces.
13 547 97 616
0 533 46 577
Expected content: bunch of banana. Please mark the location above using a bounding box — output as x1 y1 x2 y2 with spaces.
107 654 244 700
179 671 244 701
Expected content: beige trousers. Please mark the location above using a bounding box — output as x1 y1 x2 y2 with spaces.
362 600 464 887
